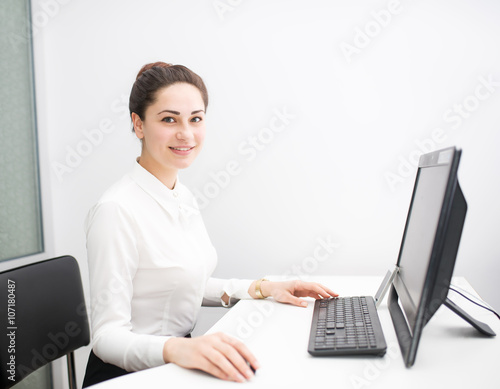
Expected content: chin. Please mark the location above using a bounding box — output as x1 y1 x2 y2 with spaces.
174 159 196 170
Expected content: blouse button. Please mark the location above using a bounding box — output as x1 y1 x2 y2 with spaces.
173 191 179 198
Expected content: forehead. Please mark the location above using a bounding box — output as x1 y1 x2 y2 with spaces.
150 83 204 112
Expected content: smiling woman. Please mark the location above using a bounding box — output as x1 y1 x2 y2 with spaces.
131 82 206 188
128 63 209 188
82 61 337 387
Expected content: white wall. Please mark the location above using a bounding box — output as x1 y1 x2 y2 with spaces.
30 0 500 387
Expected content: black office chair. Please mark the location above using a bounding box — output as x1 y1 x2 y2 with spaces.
0 255 90 389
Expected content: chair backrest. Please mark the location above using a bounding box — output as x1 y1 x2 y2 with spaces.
0 255 90 388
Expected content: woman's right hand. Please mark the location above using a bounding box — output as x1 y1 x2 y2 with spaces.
162 332 259 382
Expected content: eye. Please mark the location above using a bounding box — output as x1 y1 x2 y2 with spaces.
191 116 202 123
162 117 175 123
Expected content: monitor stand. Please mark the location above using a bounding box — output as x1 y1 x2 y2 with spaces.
388 285 496 368
374 267 496 337
374 266 399 308
443 298 496 336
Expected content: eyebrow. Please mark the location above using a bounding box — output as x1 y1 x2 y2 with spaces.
157 109 205 115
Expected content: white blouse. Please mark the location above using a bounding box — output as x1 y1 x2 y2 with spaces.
85 161 253 372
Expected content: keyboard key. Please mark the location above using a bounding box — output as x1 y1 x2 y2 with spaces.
336 343 355 349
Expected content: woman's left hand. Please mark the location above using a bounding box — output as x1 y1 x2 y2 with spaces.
250 279 338 307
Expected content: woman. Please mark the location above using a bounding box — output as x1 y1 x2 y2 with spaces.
82 62 337 387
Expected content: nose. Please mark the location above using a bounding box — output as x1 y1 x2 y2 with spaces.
175 120 194 141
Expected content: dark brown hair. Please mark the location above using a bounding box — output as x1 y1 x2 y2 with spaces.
129 61 208 131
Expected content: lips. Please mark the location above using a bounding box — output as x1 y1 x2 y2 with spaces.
169 146 195 155
170 146 194 151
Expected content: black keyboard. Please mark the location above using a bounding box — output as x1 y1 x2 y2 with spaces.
308 296 387 356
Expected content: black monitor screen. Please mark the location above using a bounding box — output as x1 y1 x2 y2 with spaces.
394 162 451 334
389 146 467 367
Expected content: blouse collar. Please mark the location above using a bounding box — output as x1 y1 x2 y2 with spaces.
128 160 200 220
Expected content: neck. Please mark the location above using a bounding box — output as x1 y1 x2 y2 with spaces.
138 155 177 190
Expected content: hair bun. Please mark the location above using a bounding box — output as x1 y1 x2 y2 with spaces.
136 61 173 80
129 61 208 125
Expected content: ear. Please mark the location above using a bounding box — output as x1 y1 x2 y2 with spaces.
131 112 144 139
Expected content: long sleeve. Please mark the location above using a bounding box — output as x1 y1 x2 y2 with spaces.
203 277 254 307
86 201 170 371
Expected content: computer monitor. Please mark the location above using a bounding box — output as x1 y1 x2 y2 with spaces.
388 146 495 368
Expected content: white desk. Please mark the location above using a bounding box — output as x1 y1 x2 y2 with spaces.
91 276 499 389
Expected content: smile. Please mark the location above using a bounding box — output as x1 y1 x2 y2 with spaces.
169 146 195 156
169 146 194 151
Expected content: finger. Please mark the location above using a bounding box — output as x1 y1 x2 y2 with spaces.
319 283 339 297
302 283 338 299
205 348 247 382
201 356 237 382
222 334 260 373
215 340 254 380
278 293 309 307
